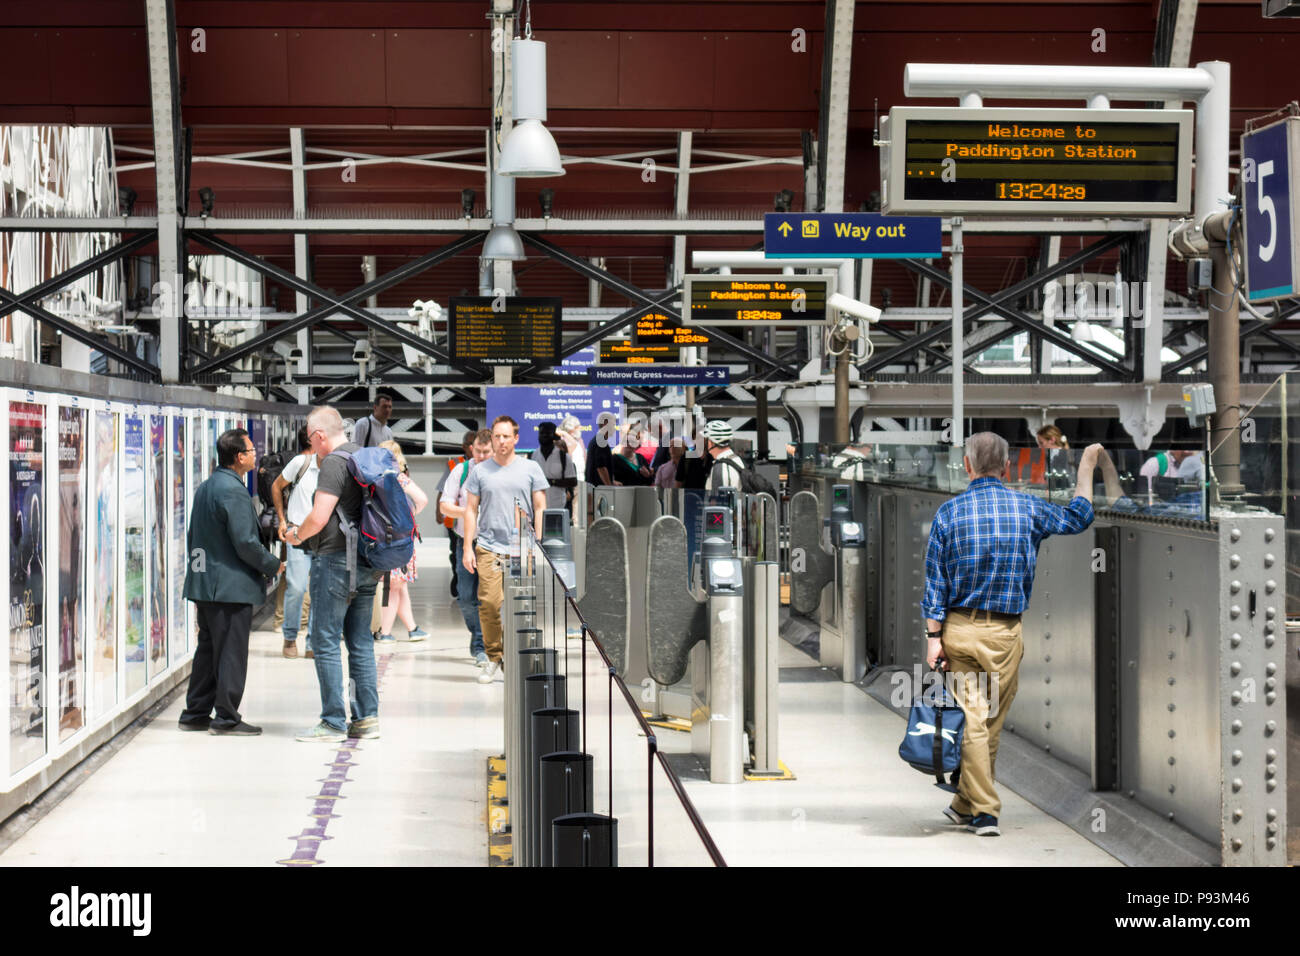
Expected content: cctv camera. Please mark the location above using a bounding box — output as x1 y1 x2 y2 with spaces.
353 342 372 362
827 291 882 323
288 347 304 362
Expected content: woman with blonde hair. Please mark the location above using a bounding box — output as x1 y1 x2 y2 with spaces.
376 440 429 644
1035 423 1069 449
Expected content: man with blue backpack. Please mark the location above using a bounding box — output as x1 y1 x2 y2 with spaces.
286 405 416 742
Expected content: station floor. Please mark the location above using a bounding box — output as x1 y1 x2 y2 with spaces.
0 541 1118 867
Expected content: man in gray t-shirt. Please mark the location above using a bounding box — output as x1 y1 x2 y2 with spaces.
463 416 549 681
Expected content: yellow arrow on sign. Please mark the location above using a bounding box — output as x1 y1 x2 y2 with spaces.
777 221 793 237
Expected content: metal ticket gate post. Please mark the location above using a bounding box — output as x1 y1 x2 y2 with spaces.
787 484 868 682
698 507 746 783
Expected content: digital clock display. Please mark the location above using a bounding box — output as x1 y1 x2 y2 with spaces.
882 107 1193 217
682 275 830 326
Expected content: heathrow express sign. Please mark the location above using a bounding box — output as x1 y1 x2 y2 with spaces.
880 107 1194 217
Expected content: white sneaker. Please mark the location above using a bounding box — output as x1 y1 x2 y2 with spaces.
477 661 500 684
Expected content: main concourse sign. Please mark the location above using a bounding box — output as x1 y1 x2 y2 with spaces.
764 213 942 258
880 107 1193 217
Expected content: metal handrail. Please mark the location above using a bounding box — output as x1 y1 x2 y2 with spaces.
519 520 727 868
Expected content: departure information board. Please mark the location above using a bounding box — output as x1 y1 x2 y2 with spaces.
599 339 673 364
682 275 830 326
633 312 710 346
448 297 562 367
881 107 1193 216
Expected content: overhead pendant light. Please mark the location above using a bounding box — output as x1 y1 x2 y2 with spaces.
482 173 525 260
499 37 565 178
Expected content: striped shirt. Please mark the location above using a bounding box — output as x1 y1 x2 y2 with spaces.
921 476 1094 622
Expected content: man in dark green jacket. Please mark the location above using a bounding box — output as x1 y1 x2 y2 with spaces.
179 429 284 736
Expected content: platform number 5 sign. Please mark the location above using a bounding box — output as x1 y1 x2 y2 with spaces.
1242 118 1300 304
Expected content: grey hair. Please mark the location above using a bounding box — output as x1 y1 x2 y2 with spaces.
306 405 345 438
964 431 1009 477
559 415 581 434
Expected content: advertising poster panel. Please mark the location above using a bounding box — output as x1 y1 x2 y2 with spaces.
147 415 167 679
9 401 46 774
57 407 86 741
122 414 145 696
171 417 186 660
92 411 118 717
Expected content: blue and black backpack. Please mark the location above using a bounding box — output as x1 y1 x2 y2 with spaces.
330 447 417 577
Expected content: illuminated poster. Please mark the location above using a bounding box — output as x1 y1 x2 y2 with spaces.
248 418 266 500
57 407 86 741
92 411 118 717
171 417 186 660
147 415 167 680
122 414 145 696
207 418 218 476
9 401 46 773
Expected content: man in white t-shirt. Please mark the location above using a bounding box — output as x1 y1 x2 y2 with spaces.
530 421 578 513
273 427 321 659
440 429 492 665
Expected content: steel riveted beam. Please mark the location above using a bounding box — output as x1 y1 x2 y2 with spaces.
897 253 1132 378
860 234 1129 376
186 232 483 377
0 287 159 379
520 233 798 378
0 232 159 321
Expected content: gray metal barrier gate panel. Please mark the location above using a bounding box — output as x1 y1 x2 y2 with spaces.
788 491 832 616
645 515 708 686
1118 522 1221 846
883 491 944 669
1214 515 1287 865
576 517 630 678
1016 533 1097 775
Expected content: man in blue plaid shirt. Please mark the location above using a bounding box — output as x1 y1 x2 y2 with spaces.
921 432 1103 836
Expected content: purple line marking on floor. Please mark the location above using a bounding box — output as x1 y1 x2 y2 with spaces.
277 645 398 866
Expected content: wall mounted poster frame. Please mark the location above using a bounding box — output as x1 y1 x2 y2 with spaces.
90 406 118 721
56 404 86 742
8 399 46 775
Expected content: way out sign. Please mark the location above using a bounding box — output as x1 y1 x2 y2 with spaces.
1242 117 1300 303
764 213 942 258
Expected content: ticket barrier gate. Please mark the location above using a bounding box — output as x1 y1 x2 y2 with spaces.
788 484 868 682
645 506 780 783
503 509 625 866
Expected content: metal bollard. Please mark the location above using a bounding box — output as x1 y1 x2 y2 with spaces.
514 647 557 866
539 752 593 868
520 671 565 866
530 707 580 867
552 813 617 867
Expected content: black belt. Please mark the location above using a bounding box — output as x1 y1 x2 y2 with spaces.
951 606 1021 623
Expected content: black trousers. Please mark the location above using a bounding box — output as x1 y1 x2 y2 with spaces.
181 601 253 729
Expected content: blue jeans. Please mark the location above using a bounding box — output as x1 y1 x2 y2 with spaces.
283 545 314 649
309 551 379 731
452 534 484 656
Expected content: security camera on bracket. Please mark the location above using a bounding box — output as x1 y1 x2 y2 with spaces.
827 292 882 323
353 341 372 384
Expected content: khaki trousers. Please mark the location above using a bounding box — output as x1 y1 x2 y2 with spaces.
272 576 311 632
942 609 1023 817
475 546 507 663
